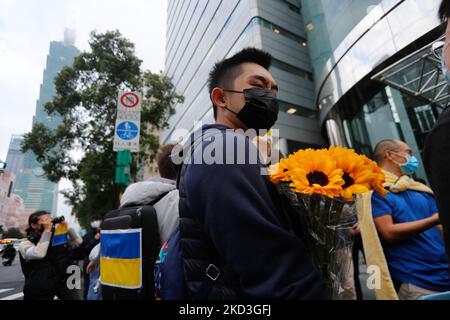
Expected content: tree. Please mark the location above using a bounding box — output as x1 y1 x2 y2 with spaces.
22 30 184 227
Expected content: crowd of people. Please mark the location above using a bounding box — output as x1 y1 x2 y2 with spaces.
15 0 450 300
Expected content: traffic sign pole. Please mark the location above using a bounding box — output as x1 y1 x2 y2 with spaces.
113 91 141 196
114 91 142 153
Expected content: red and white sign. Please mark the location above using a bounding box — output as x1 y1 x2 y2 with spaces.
115 91 142 153
118 91 141 112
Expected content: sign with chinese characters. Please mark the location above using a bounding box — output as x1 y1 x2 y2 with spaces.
113 91 141 153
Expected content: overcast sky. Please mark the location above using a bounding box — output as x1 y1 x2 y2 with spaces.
0 0 167 221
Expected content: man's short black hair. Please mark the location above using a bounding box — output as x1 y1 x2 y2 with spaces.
208 47 273 119
439 0 450 22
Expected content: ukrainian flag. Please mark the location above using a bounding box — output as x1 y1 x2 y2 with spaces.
100 229 142 289
52 223 69 246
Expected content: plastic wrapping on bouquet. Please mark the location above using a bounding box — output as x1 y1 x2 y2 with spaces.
276 182 358 300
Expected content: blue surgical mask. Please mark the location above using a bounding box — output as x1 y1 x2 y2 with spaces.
394 153 420 175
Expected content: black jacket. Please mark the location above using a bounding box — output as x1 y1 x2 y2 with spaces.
19 231 73 299
82 229 100 263
178 124 325 299
68 228 99 265
2 244 16 258
423 106 450 271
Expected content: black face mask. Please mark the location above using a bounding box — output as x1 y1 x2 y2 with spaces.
223 88 279 130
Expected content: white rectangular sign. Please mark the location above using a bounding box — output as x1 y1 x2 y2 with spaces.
116 109 141 121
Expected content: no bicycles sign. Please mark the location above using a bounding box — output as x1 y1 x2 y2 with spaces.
118 91 142 112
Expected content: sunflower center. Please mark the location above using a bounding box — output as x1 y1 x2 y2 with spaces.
342 172 354 189
307 171 329 186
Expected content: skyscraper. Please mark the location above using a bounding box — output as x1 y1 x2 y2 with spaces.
162 0 325 152
14 32 79 215
5 134 24 181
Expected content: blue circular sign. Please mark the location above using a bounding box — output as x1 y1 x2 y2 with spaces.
116 121 139 141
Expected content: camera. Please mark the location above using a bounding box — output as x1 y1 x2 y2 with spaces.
52 216 65 224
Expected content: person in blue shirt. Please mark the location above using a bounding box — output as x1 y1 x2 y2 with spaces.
371 139 450 300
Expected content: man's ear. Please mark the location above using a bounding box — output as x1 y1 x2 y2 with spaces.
211 87 226 109
385 150 393 161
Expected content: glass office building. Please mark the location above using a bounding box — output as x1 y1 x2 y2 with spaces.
302 0 445 181
5 134 25 182
162 0 326 153
14 36 79 214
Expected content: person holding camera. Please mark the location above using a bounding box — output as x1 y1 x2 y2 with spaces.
18 210 83 300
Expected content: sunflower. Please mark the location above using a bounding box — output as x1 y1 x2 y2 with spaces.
269 149 310 184
288 149 344 198
329 146 373 200
359 155 389 197
269 158 292 184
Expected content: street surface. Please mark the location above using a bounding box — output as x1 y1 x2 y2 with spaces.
0 257 24 300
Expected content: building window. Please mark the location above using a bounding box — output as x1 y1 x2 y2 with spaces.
272 59 313 82
276 0 301 14
252 17 308 48
288 3 301 14
278 100 318 119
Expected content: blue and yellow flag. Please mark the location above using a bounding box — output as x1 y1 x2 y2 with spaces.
100 229 142 289
52 224 69 247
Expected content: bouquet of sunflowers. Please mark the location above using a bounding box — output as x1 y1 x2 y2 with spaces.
269 146 388 299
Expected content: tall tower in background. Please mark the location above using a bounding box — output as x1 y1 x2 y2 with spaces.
14 30 80 215
5 134 25 181
162 0 325 152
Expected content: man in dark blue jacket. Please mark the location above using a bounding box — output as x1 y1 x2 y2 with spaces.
176 48 324 299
